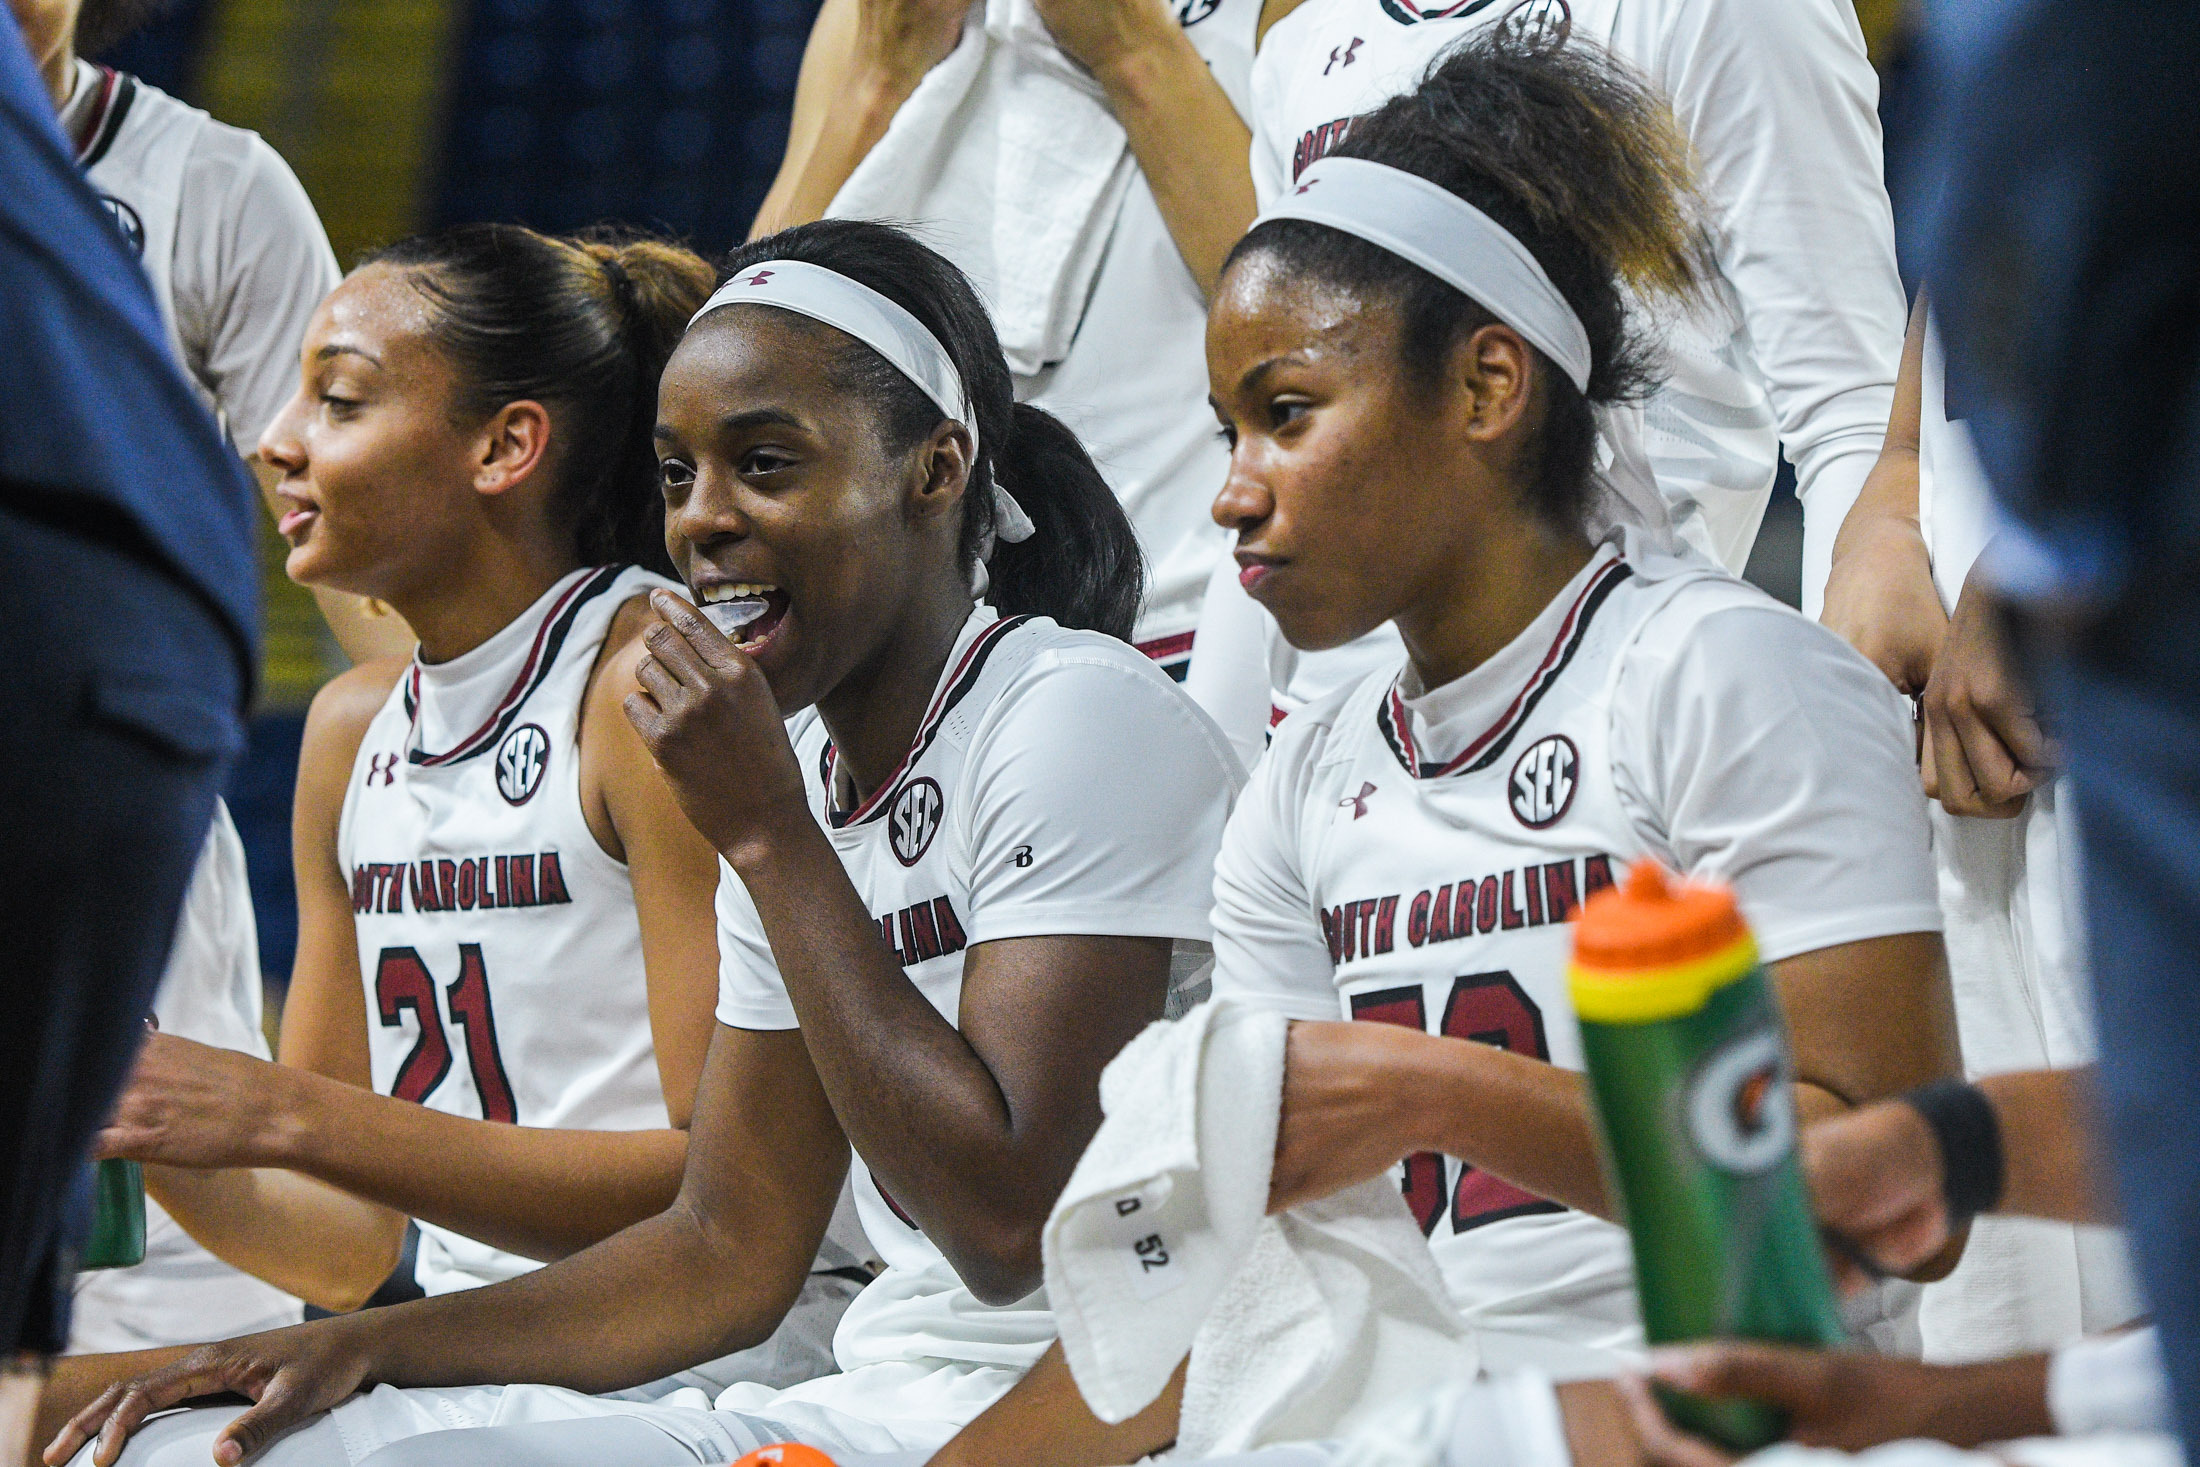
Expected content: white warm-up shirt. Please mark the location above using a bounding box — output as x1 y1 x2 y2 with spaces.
714 607 1240 1413
1188 0 1907 760
60 58 338 455
1210 532 1940 1347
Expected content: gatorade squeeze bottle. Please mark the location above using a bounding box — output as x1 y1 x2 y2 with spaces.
733 1446 837 1467
1568 862 1844 1452
81 1158 147 1270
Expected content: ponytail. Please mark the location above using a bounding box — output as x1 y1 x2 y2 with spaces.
721 220 1147 640
365 224 715 575
985 403 1143 640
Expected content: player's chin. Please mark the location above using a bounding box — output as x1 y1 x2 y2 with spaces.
1267 593 1385 655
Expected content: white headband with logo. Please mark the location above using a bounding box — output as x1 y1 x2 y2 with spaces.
689 259 1035 549
1256 157 1594 393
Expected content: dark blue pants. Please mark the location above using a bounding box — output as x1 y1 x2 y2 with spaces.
2035 585 2200 1454
0 499 243 1353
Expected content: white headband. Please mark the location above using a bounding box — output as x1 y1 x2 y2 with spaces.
689 259 1035 550
1255 157 1594 393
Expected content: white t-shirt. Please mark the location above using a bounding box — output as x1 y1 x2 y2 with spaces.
1209 532 1940 1347
61 58 339 454
714 606 1241 1394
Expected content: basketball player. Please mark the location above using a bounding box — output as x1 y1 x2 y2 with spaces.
1185 0 1911 764
45 226 865 1417
756 0 1311 680
49 219 1241 1467
5 0 359 1355
928 34 1959 1464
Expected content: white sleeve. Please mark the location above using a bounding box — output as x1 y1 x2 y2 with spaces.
713 857 798 1031
1245 16 1298 208
1611 602 1942 963
1208 720 1340 1023
1649 0 1906 614
962 653 1241 946
174 127 340 456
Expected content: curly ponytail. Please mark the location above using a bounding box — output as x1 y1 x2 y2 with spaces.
364 224 715 575
720 220 1146 641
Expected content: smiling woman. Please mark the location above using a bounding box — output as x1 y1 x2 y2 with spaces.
53 219 1242 1467
40 222 876 1432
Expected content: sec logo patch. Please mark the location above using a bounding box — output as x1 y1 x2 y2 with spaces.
890 777 945 867
495 723 551 805
1508 734 1577 828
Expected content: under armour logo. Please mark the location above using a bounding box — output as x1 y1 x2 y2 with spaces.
366 752 400 787
1294 179 1319 195
1339 781 1377 819
1324 37 1363 74
738 269 775 287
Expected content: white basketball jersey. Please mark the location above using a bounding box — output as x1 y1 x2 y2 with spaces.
1213 535 1943 1348
716 605 1239 1396
339 565 675 1295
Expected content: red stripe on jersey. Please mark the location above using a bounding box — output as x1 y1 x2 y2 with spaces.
70 66 119 162
406 567 621 767
1379 556 1632 779
824 614 1031 828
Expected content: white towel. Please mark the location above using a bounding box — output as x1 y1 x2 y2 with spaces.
826 0 1135 376
1042 999 1478 1457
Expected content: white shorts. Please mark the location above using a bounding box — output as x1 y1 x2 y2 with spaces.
100 1357 1021 1467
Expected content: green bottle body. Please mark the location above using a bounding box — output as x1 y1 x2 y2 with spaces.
1576 962 1846 1451
81 1157 146 1270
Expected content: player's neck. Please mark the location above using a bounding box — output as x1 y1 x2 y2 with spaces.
816 583 980 807
391 542 587 666
1394 520 1594 693
39 44 78 112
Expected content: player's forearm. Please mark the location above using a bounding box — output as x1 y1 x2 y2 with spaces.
1981 1068 2114 1226
1413 1037 1612 1219
266 1071 689 1260
751 68 918 237
339 1201 779 1395
727 818 1052 1298
145 1165 405 1313
1087 30 1258 295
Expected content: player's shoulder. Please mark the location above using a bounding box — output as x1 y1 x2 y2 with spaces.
302 656 408 769
589 570 685 683
974 616 1242 770
1252 0 1334 73
1262 660 1395 790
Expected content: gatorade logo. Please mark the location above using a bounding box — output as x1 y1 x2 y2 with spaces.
1508 735 1578 828
1685 1028 1795 1176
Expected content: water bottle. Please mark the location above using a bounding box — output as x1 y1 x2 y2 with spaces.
80 1158 147 1270
1568 861 1845 1451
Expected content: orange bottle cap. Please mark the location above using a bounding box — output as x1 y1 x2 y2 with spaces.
1568 861 1757 1023
734 1447 838 1467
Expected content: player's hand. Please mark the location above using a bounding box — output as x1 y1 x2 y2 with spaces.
1801 1098 1951 1290
94 1033 292 1170
1820 512 1947 697
851 0 971 91
1031 0 1182 83
1624 1342 2051 1457
1268 1021 1431 1214
1920 563 2054 818
45 1320 374 1467
623 590 812 863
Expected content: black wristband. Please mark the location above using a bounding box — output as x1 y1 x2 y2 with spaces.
1903 1079 2006 1223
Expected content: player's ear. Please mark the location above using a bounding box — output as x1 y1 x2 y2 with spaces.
908 420 974 527
476 400 553 498
1453 322 1533 444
